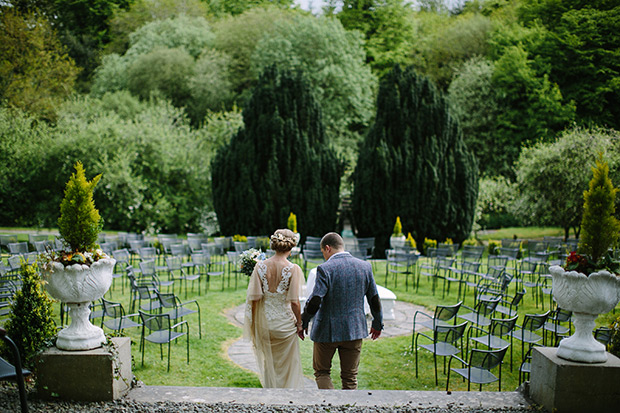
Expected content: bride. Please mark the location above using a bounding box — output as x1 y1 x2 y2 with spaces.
244 229 305 388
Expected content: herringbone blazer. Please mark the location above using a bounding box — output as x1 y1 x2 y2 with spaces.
307 252 382 343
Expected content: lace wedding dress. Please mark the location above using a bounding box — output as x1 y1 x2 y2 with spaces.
244 260 304 388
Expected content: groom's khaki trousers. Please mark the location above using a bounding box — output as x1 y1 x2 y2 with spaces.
313 339 363 389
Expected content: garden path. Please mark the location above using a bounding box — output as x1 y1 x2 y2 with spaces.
224 300 427 389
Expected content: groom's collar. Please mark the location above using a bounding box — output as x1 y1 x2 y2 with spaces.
327 251 349 261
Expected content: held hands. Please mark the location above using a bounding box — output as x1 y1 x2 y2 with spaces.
297 324 305 340
370 328 381 340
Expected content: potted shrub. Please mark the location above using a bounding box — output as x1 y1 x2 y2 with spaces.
549 156 620 363
39 161 115 351
390 216 406 249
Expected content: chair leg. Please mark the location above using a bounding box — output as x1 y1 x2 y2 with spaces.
186 331 190 365
167 341 171 372
434 353 438 386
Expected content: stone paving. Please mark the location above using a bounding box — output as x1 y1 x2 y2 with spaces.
224 300 429 389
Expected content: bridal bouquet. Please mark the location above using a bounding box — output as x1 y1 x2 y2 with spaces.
239 248 266 276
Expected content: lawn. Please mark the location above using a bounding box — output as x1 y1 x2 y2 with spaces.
2 226 618 392
97 253 618 392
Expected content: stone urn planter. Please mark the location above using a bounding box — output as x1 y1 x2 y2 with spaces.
549 265 620 363
43 258 115 350
390 235 406 249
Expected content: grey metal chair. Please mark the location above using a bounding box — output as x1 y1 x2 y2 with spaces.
468 315 518 370
411 301 462 351
101 298 141 336
447 345 509 391
139 310 189 372
0 327 30 413
414 321 468 385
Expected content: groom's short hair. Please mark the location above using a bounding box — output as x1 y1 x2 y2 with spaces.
320 232 344 250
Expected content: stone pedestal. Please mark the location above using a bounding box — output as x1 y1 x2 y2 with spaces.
530 347 620 413
36 337 132 401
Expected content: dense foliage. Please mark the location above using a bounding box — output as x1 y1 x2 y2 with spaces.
251 14 377 166
512 127 620 240
211 67 343 237
2 0 620 236
352 66 478 254
518 0 620 130
475 176 519 230
0 9 79 122
0 96 242 233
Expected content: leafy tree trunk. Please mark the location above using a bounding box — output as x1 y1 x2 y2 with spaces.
211 66 343 237
352 65 478 255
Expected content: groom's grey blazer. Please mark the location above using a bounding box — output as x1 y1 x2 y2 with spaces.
303 252 383 343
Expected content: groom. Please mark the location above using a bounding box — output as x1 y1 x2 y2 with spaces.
300 232 383 390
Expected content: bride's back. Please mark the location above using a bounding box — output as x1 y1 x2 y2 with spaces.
257 258 295 294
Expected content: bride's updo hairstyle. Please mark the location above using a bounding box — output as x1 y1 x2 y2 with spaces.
270 229 298 252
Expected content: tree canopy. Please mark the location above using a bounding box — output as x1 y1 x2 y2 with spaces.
352 65 479 253
211 66 344 237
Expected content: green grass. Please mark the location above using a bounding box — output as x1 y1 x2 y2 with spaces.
43 253 616 392
476 227 565 241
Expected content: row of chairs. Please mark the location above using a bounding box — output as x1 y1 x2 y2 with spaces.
411 297 578 391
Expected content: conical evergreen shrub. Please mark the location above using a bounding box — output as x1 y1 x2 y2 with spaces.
352 65 478 255
577 155 620 265
3 262 55 368
211 66 343 237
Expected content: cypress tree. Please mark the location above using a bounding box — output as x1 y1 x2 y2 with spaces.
211 66 343 237
352 65 478 255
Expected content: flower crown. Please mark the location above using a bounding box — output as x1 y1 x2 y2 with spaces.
271 232 297 245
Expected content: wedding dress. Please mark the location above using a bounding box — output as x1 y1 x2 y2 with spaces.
244 260 304 388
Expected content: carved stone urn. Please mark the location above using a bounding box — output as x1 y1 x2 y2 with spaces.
42 258 115 351
390 235 406 249
549 265 620 363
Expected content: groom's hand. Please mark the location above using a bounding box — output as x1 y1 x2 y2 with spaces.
370 328 381 340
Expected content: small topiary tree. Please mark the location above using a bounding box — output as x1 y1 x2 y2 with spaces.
57 161 102 252
3 262 56 368
392 216 403 237
287 212 297 233
573 155 620 274
578 156 620 263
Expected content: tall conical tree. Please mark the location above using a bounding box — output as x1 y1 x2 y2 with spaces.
352 65 478 255
211 66 344 237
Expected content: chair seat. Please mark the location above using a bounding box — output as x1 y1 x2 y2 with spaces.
471 335 510 349
207 270 224 276
104 317 142 331
520 361 531 375
417 319 454 330
145 330 186 345
419 342 460 357
166 307 196 320
459 312 492 327
0 357 31 381
181 273 201 282
513 329 543 344
494 304 517 318
450 366 498 385
543 322 570 335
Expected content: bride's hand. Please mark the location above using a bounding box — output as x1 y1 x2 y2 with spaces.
297 324 305 340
